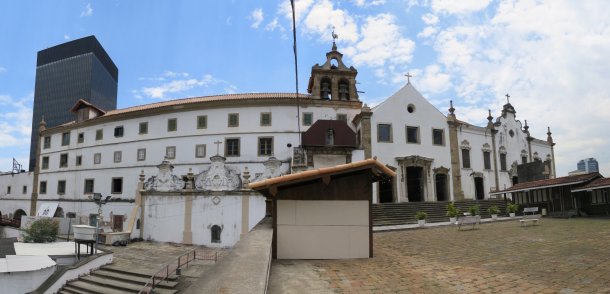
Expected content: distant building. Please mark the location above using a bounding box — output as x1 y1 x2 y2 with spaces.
577 158 599 173
29 35 118 171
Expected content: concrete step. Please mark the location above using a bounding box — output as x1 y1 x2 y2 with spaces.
93 269 178 289
60 285 93 294
81 275 177 294
102 265 179 281
67 280 133 294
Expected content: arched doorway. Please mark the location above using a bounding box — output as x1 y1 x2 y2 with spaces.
406 166 424 202
13 209 27 221
474 176 485 200
378 177 394 203
435 174 448 201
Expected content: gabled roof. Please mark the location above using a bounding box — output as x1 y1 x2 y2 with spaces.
69 99 107 114
249 158 396 192
492 172 601 194
572 177 610 192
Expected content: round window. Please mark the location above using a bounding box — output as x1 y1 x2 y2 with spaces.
407 104 415 113
509 130 515 137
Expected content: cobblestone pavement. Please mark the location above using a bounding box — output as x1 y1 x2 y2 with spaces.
269 218 610 293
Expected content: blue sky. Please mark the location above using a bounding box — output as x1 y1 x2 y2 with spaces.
1 0 609 176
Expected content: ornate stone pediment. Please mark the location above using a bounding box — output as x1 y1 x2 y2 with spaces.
195 155 242 191
144 158 185 192
396 155 434 167
253 157 283 182
433 166 450 174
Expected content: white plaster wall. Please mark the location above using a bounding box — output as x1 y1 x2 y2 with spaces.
142 195 185 243
248 195 267 231
0 199 30 219
190 195 242 247
457 126 496 199
0 172 33 203
0 226 21 239
0 265 56 294
276 200 369 259
313 154 347 168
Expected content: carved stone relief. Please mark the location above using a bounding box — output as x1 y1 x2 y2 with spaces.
195 155 242 191
144 158 185 192
252 157 283 182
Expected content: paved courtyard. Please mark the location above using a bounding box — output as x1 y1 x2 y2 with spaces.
269 218 610 293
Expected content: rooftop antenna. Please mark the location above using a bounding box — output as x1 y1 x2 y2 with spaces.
290 0 302 146
11 158 22 175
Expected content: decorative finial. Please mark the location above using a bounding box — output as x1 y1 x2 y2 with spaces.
331 26 338 51
546 126 554 144
449 100 455 115
405 72 413 84
547 126 552 136
487 109 493 122
505 93 510 104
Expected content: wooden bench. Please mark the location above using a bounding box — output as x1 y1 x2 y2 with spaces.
520 207 541 226
457 215 480 230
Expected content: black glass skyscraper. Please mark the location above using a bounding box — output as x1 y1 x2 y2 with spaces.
29 35 118 171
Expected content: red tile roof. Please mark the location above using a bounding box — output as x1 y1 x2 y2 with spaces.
494 172 601 193
249 158 396 190
572 177 610 192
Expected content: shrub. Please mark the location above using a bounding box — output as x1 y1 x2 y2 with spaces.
415 211 427 220
23 218 59 243
488 205 500 215
468 205 480 216
507 203 519 213
446 202 460 217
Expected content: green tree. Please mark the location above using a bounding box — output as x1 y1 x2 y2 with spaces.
23 218 59 243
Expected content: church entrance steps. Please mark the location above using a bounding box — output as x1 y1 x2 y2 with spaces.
92 269 179 288
373 200 507 226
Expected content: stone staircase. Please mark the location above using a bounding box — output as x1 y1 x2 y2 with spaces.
58 265 179 294
373 199 508 226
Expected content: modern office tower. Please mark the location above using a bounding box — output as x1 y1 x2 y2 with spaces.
577 158 599 173
29 35 118 171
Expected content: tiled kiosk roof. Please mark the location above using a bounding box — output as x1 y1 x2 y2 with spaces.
572 177 610 192
492 172 602 194
249 158 396 196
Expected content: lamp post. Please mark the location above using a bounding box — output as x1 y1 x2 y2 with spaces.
92 193 110 254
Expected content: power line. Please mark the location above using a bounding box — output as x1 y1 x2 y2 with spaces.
290 0 301 146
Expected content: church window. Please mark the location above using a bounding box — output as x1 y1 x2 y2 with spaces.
461 149 471 169
407 104 416 113
500 153 507 171
57 180 66 195
84 179 94 194
43 136 51 149
406 126 419 144
59 153 68 168
336 114 347 122
114 126 124 138
114 151 122 163
377 124 392 142
325 129 334 145
137 149 146 161
167 118 177 132
76 155 82 166
111 177 123 194
228 113 239 127
338 80 350 100
432 129 444 146
197 115 208 129
39 181 47 194
260 113 272 126
195 144 206 158
6 186 10 194
94 153 101 164
509 129 515 137
41 156 49 170
136 219 141 230
78 132 84 143
96 129 103 141
61 132 70 146
225 138 240 157
22 186 27 194
320 78 331 99
483 151 491 170
302 113 313 126
166 146 176 159
211 225 222 243
258 137 273 156
139 122 148 134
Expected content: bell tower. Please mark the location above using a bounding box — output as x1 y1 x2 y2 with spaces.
307 31 359 101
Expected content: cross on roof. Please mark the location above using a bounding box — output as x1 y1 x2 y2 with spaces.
214 140 222 155
405 72 413 84
505 93 510 104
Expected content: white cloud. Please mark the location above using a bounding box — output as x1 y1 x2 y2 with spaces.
353 0 386 7
0 94 33 148
431 0 491 14
416 64 452 94
279 0 314 23
63 35 70 40
135 72 236 100
421 13 439 26
302 0 359 43
80 3 93 17
251 8 264 29
265 17 285 32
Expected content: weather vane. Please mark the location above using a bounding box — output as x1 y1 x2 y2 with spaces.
332 26 338 42
505 93 510 104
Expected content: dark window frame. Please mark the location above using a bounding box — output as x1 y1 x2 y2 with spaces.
461 149 471 169
258 137 273 156
111 177 123 194
406 126 420 144
225 138 240 157
377 124 392 143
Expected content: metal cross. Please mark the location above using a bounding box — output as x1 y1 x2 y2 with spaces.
405 72 413 84
214 140 222 155
505 93 510 104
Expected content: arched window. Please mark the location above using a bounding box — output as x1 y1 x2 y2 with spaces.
13 209 26 221
320 78 331 100
136 219 141 230
326 129 334 145
211 225 222 243
338 80 349 100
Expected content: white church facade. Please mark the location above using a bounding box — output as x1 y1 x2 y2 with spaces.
0 41 557 246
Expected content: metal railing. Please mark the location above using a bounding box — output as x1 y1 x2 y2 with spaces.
139 249 218 294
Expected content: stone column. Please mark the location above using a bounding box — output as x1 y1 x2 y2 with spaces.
547 127 557 178
447 101 465 200
487 110 499 192
30 118 46 216
359 105 373 159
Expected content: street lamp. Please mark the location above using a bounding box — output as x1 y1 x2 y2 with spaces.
92 193 110 254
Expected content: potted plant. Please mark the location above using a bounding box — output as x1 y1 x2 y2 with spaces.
415 211 427 227
446 202 460 223
507 203 518 217
488 205 500 220
468 205 480 216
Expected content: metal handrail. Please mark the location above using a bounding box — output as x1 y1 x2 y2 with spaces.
139 249 218 294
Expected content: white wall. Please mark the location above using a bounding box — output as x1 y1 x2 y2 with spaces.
0 265 56 294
